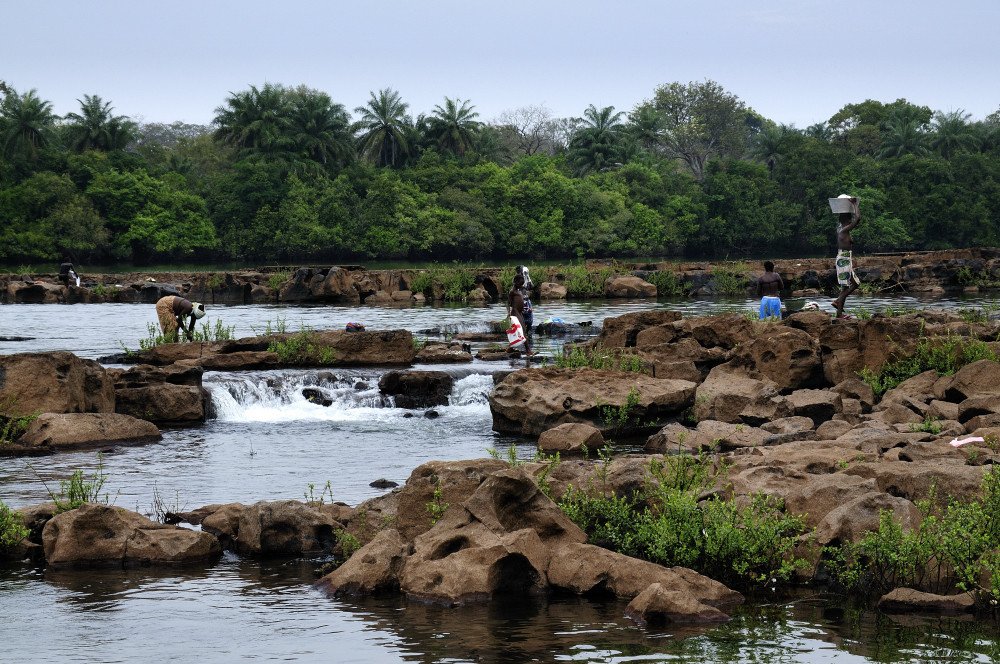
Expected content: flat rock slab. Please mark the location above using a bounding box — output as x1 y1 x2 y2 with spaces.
10 413 161 454
877 588 975 614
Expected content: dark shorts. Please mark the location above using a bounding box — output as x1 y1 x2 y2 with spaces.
523 312 534 333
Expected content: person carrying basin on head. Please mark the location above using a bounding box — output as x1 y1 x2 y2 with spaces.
757 261 783 319
155 295 205 342
830 193 862 318
508 274 532 365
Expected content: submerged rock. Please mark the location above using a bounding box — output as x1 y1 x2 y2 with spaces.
877 588 975 614
379 371 454 409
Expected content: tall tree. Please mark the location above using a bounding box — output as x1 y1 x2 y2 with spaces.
427 97 480 157
287 87 353 167
354 88 410 167
879 118 931 158
627 105 665 153
567 104 626 175
0 88 56 161
931 110 979 158
213 83 291 155
750 123 799 172
494 104 556 156
64 95 137 152
646 80 750 181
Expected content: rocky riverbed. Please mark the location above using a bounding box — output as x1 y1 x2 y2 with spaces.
3 247 999 305
4 303 1000 633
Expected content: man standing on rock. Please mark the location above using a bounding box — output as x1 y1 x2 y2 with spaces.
832 194 861 318
155 295 205 342
757 261 783 319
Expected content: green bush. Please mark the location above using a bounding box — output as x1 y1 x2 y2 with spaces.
0 500 29 554
0 399 38 446
267 272 290 291
559 453 810 590
860 333 998 397
645 270 686 297
710 262 750 296
558 264 622 298
555 345 647 373
135 318 236 350
826 468 1000 604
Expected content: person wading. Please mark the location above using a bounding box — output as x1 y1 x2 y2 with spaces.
155 295 206 342
757 261 784 319
508 274 532 366
832 194 862 318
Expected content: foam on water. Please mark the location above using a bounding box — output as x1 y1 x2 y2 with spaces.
207 370 494 424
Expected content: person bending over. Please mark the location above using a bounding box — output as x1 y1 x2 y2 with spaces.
757 261 784 319
155 295 205 342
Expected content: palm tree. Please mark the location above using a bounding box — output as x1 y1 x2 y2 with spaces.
287 88 354 166
931 110 979 159
567 104 626 175
627 105 664 153
213 83 291 155
426 97 480 156
0 88 56 160
750 123 799 172
354 88 410 167
804 122 833 142
878 119 931 158
64 94 137 152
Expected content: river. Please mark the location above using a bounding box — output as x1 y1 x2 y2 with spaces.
1 295 998 663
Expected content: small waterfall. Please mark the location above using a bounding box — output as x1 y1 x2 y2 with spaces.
206 370 494 423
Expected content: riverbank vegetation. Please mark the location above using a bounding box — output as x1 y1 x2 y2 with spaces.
2 81 999 266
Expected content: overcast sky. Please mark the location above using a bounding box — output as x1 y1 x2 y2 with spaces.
3 0 998 128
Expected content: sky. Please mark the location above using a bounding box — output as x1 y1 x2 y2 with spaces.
3 0 998 128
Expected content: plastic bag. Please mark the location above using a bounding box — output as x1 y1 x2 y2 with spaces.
506 318 526 348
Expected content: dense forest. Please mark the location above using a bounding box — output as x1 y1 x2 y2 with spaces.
1 79 999 266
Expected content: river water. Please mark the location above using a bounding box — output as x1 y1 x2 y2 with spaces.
2 295 999 663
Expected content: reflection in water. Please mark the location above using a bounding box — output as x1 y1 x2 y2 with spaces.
5 557 999 664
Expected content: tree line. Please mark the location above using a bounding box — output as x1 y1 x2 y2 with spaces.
1 78 999 266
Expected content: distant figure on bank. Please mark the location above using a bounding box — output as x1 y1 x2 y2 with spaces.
508 274 532 363
757 261 784 319
156 295 205 342
58 262 79 287
832 194 862 318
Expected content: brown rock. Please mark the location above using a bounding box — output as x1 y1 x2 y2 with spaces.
0 351 114 415
786 390 842 423
490 368 696 436
598 311 682 348
645 423 717 453
604 275 656 298
783 310 832 339
538 423 604 453
315 529 407 597
693 363 792 425
761 416 815 435
15 413 161 451
548 542 743 606
625 583 731 626
42 503 220 568
815 492 922 545
539 282 567 299
232 501 342 556
816 420 853 440
877 588 975 614
944 360 1000 401
831 378 876 412
735 327 822 389
414 342 473 364
695 420 769 449
378 370 454 409
115 383 206 425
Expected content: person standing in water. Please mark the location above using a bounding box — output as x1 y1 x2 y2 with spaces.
508 274 532 364
155 295 206 342
832 194 862 318
515 265 534 352
757 261 784 319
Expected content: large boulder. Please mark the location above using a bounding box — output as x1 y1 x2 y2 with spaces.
14 413 161 451
115 383 207 425
0 352 114 415
944 360 1000 402
733 327 822 390
625 583 731 626
198 501 343 556
490 368 696 436
786 389 842 423
306 330 416 366
42 503 220 568
645 423 718 453
537 423 604 453
539 282 567 300
814 492 923 545
414 342 473 364
598 311 682 348
378 370 454 409
392 459 509 542
693 363 792 425
315 528 407 597
604 275 657 298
